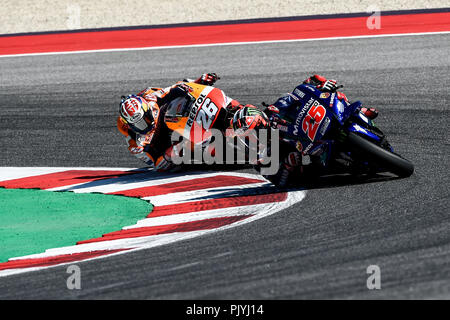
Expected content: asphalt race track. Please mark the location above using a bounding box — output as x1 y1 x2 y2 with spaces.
0 33 449 299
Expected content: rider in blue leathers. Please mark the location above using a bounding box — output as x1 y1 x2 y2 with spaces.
233 74 378 186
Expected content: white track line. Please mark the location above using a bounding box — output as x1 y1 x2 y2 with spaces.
125 202 272 229
0 167 143 182
145 182 269 206
48 171 224 193
0 31 448 59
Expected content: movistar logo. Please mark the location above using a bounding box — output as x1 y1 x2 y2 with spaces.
293 98 314 135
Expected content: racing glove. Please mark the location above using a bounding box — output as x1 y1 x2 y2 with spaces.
226 100 245 113
318 79 339 92
154 155 174 172
304 74 340 92
262 105 286 127
195 73 220 86
127 140 154 165
154 144 184 172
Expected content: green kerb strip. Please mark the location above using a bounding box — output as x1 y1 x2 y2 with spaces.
0 188 153 262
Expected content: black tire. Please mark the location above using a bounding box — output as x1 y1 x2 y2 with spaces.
347 132 414 177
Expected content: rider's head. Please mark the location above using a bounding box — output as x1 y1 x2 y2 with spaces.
230 106 270 163
231 105 269 137
119 95 159 134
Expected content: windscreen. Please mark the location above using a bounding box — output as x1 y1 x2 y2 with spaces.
164 95 195 122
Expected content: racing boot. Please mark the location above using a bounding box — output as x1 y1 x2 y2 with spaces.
264 152 302 187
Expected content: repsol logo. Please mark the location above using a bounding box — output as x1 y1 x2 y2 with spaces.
187 93 206 127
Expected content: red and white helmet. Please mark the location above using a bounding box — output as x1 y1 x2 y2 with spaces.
119 95 159 134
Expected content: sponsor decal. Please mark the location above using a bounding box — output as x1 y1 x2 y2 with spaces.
293 88 306 99
185 87 215 135
353 124 368 134
319 117 331 136
245 116 254 127
277 124 288 132
296 97 314 111
302 142 314 155
178 83 194 93
336 100 345 113
320 92 330 99
296 141 303 153
186 93 206 128
329 93 336 107
293 98 315 135
288 93 299 101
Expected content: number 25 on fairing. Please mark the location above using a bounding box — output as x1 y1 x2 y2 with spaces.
302 101 326 141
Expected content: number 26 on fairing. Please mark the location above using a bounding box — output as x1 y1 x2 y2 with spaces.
302 102 326 141
196 98 219 129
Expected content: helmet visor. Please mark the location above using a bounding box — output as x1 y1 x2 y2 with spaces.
132 116 147 131
130 115 154 133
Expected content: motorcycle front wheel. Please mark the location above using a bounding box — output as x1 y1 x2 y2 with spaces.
347 132 414 177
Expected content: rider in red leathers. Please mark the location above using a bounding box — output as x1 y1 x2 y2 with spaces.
117 73 249 171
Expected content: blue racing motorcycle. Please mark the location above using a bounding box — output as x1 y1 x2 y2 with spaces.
260 83 414 185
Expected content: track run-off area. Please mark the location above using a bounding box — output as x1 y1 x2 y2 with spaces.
0 168 305 276
0 10 449 298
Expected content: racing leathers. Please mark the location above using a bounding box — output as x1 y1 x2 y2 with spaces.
117 73 245 171
261 74 378 186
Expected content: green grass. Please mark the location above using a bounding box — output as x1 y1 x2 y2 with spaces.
0 188 152 262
